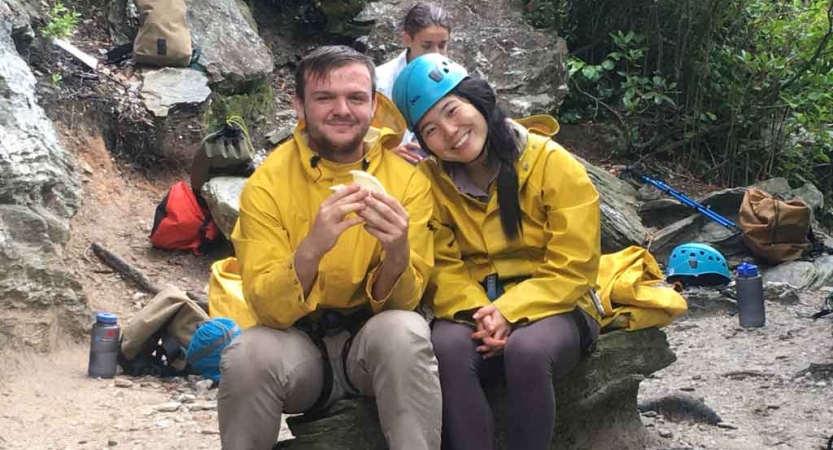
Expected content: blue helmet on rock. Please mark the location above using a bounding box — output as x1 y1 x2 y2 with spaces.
392 53 468 130
666 243 731 286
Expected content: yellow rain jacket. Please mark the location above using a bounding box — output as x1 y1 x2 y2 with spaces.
596 246 688 330
421 115 602 325
208 257 258 330
230 95 434 330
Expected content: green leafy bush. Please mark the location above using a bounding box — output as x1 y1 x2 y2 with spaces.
530 0 833 198
42 2 80 40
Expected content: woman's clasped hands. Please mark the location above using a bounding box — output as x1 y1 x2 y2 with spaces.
471 304 512 359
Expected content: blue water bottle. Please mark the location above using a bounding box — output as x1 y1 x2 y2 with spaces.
88 312 121 378
735 262 765 328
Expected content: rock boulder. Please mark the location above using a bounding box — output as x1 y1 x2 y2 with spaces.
361 0 569 117
0 7 90 351
278 328 674 450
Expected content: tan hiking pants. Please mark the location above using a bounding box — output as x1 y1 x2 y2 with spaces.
218 310 442 450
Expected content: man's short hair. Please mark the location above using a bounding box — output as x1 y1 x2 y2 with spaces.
295 45 376 101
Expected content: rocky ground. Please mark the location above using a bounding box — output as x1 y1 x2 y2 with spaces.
641 288 833 450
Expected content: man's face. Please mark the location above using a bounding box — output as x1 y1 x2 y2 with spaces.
294 63 376 162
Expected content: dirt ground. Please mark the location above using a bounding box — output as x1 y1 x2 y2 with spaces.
0 120 831 450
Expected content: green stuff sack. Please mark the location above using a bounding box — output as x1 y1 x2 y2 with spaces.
191 116 255 195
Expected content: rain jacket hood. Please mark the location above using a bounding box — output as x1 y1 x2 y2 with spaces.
230 95 434 329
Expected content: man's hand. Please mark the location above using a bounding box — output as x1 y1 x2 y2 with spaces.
295 184 368 296
391 142 424 165
360 191 411 300
305 184 368 256
471 305 512 359
359 191 410 266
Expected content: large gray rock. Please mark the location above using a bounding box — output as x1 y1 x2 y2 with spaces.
0 12 90 351
574 156 648 252
106 0 139 45
648 215 747 268
792 182 824 211
202 176 247 238
361 0 569 117
763 256 833 290
638 187 745 229
186 0 274 93
106 0 273 94
646 215 702 263
752 177 792 198
140 67 211 117
279 328 673 450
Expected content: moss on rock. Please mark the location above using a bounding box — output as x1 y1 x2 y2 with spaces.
202 81 275 136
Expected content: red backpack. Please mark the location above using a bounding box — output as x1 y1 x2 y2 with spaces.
150 182 220 255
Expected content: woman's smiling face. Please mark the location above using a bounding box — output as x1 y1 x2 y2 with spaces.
417 95 487 163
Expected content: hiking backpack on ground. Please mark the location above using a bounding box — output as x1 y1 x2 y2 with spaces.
119 287 209 377
738 188 811 264
150 181 220 255
133 0 192 67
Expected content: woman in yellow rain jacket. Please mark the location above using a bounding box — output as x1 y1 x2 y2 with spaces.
393 54 602 450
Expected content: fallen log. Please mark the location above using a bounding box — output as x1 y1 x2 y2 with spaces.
90 242 208 307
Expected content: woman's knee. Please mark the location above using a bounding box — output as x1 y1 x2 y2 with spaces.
504 316 580 373
431 320 475 355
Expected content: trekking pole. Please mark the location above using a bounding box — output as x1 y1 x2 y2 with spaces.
613 165 740 232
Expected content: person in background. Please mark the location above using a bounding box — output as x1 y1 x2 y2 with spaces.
376 2 451 164
218 45 441 450
393 53 603 450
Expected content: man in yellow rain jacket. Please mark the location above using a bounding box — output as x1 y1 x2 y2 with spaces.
218 46 441 450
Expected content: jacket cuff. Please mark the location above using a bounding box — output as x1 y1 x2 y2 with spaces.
365 262 417 313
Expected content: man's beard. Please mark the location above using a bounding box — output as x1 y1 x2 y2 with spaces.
307 127 366 159
305 109 369 161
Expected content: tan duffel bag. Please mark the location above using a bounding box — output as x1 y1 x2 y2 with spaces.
738 188 811 264
133 0 192 67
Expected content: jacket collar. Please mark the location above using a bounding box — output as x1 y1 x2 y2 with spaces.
293 124 381 183
513 115 559 189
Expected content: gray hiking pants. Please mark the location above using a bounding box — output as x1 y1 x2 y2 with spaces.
217 310 442 450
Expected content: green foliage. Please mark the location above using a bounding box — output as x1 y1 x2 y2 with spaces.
42 2 80 40
539 0 833 198
561 31 677 145
50 73 63 85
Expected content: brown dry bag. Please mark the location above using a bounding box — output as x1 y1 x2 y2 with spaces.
119 286 209 376
133 0 192 67
738 188 811 264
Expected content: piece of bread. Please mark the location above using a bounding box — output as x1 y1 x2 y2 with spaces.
329 171 387 195
349 170 386 194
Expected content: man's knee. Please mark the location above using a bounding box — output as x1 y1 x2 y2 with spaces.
221 326 319 391
360 310 432 361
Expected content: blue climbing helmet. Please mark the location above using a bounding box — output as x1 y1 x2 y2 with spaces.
666 243 732 286
392 53 468 130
